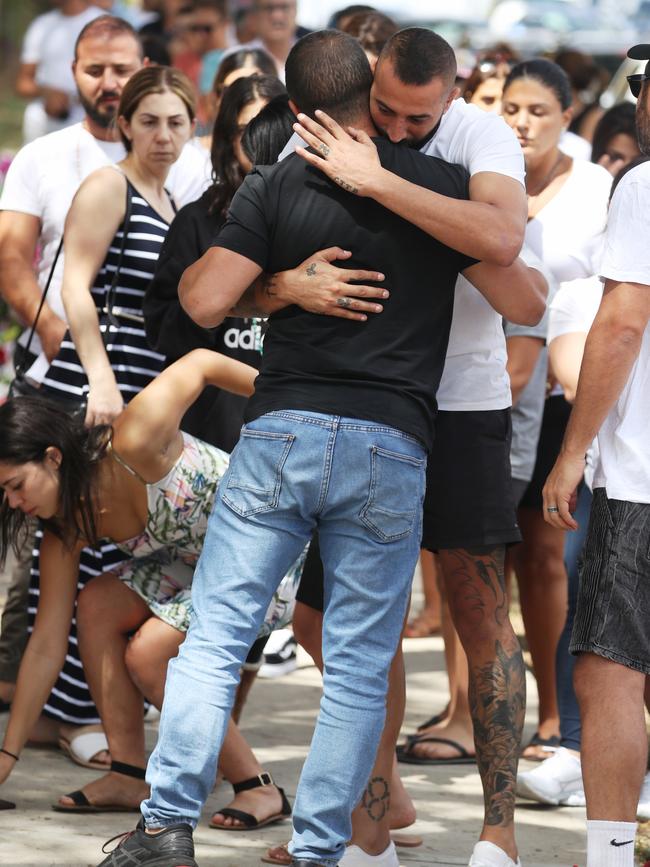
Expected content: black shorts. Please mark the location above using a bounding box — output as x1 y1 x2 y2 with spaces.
296 409 520 612
421 409 521 551
295 532 324 613
519 394 572 511
571 489 650 674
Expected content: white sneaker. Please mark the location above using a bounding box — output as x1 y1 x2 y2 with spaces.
258 629 298 678
516 747 585 806
468 841 521 867
339 842 399 866
637 771 650 820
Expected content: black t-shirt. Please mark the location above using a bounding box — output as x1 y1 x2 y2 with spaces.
143 190 262 452
213 138 475 449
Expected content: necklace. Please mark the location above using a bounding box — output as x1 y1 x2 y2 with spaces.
526 150 566 199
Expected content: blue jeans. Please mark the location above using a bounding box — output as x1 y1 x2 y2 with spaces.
141 411 426 865
557 484 592 751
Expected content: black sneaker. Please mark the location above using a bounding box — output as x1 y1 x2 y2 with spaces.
97 820 198 866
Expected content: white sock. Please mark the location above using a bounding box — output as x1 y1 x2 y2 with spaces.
586 820 637 867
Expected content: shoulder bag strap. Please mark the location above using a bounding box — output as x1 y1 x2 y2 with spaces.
15 235 65 375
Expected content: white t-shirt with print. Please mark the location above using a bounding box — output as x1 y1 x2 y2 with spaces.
593 161 650 503
0 123 210 378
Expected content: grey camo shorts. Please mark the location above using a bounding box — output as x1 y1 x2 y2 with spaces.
571 487 650 673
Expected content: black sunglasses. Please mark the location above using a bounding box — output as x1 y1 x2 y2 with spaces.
627 73 650 98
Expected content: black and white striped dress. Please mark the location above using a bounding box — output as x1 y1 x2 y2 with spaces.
29 180 171 724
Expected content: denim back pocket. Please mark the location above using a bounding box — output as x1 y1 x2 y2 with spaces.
360 446 425 543
223 429 295 518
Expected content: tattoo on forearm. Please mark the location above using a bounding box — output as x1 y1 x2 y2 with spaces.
362 776 390 822
306 263 317 276
334 176 359 194
469 639 525 828
263 273 278 298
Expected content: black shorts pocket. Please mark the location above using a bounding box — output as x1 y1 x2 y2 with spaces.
223 429 294 518
360 446 425 543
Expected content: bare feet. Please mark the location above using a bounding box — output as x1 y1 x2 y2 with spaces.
520 722 561 761
210 783 288 829
0 681 15 705
404 608 441 638
404 717 475 761
57 771 149 809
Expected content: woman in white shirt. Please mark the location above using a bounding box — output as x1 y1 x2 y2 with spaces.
500 58 612 760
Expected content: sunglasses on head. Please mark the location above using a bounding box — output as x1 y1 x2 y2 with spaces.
627 73 650 98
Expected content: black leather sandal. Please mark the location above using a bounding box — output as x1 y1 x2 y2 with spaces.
51 760 147 813
209 772 291 831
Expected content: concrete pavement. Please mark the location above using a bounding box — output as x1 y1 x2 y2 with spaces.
0 634 586 866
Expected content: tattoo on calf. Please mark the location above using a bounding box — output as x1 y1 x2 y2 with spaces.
334 176 359 194
469 640 526 828
306 263 317 276
362 776 390 822
441 547 524 829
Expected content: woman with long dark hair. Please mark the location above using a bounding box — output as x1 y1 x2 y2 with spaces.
0 350 303 819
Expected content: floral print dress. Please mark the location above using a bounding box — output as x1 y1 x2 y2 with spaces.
110 432 304 635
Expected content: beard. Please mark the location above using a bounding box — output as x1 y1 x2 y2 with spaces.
637 90 650 156
78 90 119 129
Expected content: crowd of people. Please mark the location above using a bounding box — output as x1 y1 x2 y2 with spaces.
0 3 649 867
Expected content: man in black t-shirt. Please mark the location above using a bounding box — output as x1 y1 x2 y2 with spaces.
104 30 542 867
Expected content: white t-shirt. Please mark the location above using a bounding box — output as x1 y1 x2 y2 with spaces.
279 100 526 411
0 123 210 377
593 161 650 503
428 100 525 411
21 6 104 137
548 275 604 490
548 276 603 344
559 130 592 162
525 159 611 284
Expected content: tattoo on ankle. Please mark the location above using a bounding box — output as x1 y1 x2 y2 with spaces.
362 776 390 822
469 640 526 828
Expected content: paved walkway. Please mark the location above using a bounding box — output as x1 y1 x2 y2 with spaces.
0 554 586 866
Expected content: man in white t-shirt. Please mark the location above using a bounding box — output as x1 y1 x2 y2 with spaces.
278 28 540 867
543 43 650 867
0 13 208 716
16 0 104 143
0 13 209 382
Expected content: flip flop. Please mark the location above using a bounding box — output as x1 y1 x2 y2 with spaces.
416 709 448 731
390 834 423 848
58 724 110 770
520 731 561 761
261 834 423 865
396 735 476 765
